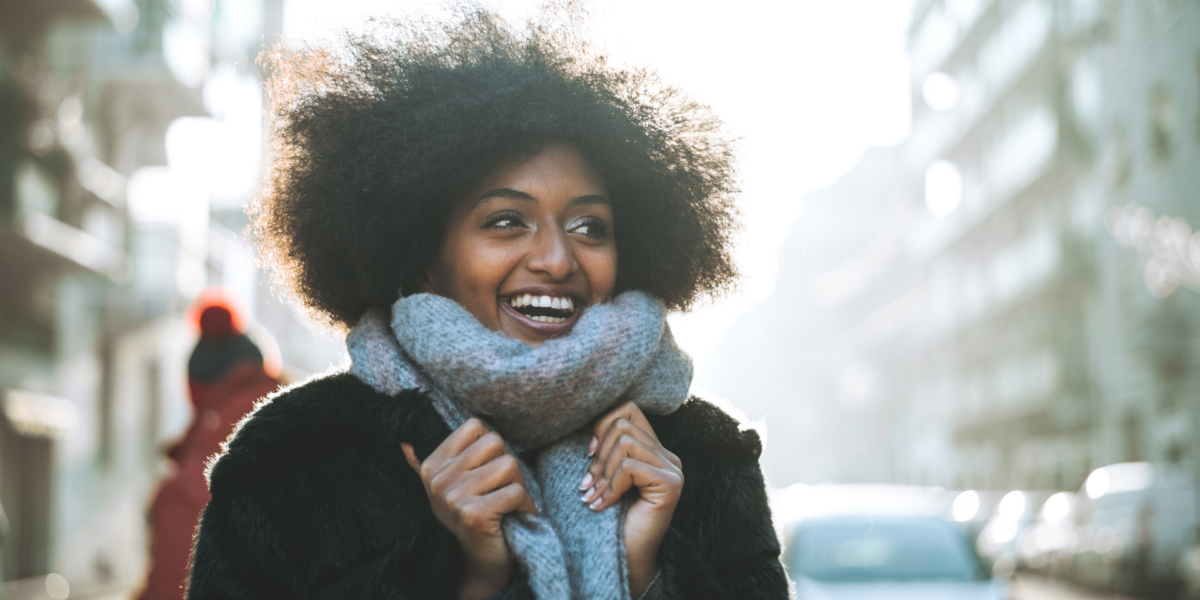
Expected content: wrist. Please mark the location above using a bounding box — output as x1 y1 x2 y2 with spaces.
627 558 660 599
458 556 511 600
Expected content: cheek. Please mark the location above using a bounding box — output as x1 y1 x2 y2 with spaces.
580 246 618 300
457 250 511 300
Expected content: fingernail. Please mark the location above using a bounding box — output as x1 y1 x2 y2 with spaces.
579 472 593 491
587 436 598 457
582 487 595 503
589 497 603 511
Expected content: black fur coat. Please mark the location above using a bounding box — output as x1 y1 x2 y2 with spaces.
186 371 789 599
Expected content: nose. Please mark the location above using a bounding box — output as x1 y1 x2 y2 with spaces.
526 224 578 280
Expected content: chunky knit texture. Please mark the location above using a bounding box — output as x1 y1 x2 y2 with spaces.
346 291 692 600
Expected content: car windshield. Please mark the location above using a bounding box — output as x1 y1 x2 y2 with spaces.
787 516 986 583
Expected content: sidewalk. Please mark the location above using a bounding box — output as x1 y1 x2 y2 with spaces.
1013 572 1139 600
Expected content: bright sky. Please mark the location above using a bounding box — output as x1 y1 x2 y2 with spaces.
282 0 914 365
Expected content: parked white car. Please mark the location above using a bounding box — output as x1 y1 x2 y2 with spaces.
776 485 1008 600
1068 462 1195 598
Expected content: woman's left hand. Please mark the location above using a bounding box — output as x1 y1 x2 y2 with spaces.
580 401 683 598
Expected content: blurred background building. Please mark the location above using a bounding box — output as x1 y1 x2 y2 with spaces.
0 0 343 596
708 0 1200 495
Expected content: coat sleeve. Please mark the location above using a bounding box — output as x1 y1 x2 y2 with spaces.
647 399 791 600
186 379 468 600
186 443 471 600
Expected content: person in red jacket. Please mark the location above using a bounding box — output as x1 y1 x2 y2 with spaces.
137 292 281 600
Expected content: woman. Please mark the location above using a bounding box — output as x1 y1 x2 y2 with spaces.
187 7 787 600
140 295 280 600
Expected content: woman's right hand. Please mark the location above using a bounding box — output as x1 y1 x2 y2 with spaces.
402 418 538 600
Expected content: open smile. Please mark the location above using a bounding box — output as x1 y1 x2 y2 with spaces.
500 293 583 335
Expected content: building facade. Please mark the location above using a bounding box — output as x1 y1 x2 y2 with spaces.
706 0 1200 494
0 0 339 595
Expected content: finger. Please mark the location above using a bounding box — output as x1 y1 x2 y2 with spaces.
453 431 510 471
401 442 421 472
453 453 525 499
430 444 515 502
593 418 673 477
588 459 682 513
583 416 678 496
584 434 677 504
481 482 539 518
423 418 491 477
591 402 657 454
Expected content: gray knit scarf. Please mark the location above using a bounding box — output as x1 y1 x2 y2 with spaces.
346 291 692 600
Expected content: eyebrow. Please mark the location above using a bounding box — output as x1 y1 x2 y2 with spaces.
475 188 611 207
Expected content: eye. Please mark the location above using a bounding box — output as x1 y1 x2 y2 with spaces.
482 210 526 230
569 216 608 240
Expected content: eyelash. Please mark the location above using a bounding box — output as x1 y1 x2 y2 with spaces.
482 210 526 230
481 211 608 239
570 217 608 240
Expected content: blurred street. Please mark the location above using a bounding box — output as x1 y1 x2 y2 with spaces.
1013 574 1136 600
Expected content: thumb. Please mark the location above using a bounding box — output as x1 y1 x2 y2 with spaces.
517 492 540 518
400 442 421 472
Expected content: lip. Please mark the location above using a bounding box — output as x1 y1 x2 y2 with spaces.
499 286 587 339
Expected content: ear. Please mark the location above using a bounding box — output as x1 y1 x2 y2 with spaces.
413 266 439 295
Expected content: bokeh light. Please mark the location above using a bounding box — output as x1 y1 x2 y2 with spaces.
952 490 980 522
997 490 1027 521
1042 492 1071 524
924 159 963 217
921 71 959 111
1085 468 1110 499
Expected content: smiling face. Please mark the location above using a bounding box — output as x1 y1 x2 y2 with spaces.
420 143 617 346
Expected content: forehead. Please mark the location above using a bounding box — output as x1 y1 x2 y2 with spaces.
464 142 609 208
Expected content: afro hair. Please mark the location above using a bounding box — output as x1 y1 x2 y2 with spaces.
250 4 740 331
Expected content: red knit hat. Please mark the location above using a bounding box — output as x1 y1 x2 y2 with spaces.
186 288 263 407
187 287 247 337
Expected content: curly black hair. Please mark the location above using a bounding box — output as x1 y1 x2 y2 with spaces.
250 4 739 331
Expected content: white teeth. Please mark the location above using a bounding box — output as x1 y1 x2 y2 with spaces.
507 294 576 317
529 315 566 323
510 294 539 308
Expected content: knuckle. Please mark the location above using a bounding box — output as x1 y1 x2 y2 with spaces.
604 456 624 475
444 489 465 510
508 482 526 496
418 458 438 479
496 454 519 473
480 431 504 449
428 471 452 495
461 507 489 531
